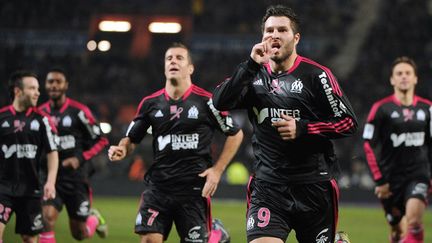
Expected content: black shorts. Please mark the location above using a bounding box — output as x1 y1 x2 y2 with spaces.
246 177 339 243
382 179 429 226
0 194 44 235
135 186 211 242
42 180 91 221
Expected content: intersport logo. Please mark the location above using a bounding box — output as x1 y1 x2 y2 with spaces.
253 107 300 124
390 132 425 147
2 144 38 159
157 133 199 151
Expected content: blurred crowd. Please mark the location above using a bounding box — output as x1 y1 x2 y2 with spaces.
1 0 431 189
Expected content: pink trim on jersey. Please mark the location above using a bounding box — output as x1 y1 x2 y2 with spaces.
83 137 109 161
191 85 212 98
301 57 342 97
8 105 16 115
206 196 212 234
0 105 12 114
59 98 71 113
367 95 394 122
263 63 272 74
287 55 303 74
39 101 51 113
246 176 254 212
262 55 302 75
136 89 165 116
307 117 354 134
415 95 432 105
363 141 382 180
68 98 96 124
330 179 339 238
182 84 194 100
25 107 35 116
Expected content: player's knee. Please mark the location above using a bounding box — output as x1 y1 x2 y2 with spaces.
71 230 87 241
21 234 38 243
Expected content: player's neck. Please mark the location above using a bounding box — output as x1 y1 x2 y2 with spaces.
51 95 67 108
394 90 414 106
12 99 29 112
165 78 192 100
270 52 298 74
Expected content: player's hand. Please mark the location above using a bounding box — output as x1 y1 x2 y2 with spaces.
62 157 80 169
108 145 126 161
375 183 392 199
272 114 297 140
250 38 273 64
43 182 56 200
198 167 223 198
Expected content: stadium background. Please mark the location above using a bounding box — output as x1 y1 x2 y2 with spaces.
1 0 432 242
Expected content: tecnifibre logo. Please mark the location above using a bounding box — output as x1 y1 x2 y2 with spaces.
318 72 346 117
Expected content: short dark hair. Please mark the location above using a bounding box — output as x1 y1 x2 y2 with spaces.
167 42 193 64
261 5 300 34
8 70 38 99
391 56 417 76
47 66 67 78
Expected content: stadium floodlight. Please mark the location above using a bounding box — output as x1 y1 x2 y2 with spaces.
100 122 112 134
87 40 97 51
98 40 111 52
99 20 131 32
148 22 182 33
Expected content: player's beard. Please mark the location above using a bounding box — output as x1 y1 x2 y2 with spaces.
271 40 295 64
21 94 35 109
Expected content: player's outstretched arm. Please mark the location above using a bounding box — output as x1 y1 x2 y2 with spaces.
108 137 136 161
199 130 244 197
44 150 59 200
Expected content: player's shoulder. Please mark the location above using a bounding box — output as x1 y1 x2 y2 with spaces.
67 98 91 112
414 95 432 106
298 56 333 74
190 84 212 99
371 95 395 108
140 89 165 103
0 105 12 115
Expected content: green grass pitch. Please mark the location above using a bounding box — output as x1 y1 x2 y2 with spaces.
3 197 431 242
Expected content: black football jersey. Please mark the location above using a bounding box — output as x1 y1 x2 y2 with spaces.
0 105 57 196
126 84 240 191
213 56 358 184
39 98 109 182
363 95 432 185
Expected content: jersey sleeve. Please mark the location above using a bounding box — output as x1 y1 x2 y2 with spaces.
428 106 432 177
362 103 387 185
296 69 358 139
212 57 260 110
77 107 109 162
206 98 240 136
40 116 58 152
126 98 151 144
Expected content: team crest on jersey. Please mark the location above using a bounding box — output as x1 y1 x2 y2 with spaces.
416 109 426 121
62 115 72 127
30 120 40 131
1 121 10 128
390 111 400 118
155 110 164 118
290 79 303 93
187 106 199 119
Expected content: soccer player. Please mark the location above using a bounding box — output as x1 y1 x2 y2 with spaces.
0 71 58 243
108 43 244 243
212 5 358 243
363 57 431 243
38 68 109 242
